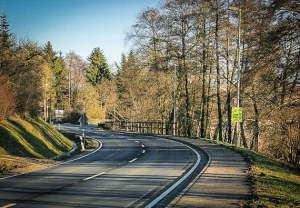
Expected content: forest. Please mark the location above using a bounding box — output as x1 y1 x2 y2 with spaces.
0 0 299 166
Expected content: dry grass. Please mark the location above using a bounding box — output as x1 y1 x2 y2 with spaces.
0 155 59 178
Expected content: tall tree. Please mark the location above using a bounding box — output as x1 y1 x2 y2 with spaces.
86 47 110 86
0 9 12 49
214 0 223 141
65 51 86 113
162 0 203 137
2 37 43 118
115 51 141 120
43 42 67 110
125 7 167 71
52 53 67 109
0 9 13 77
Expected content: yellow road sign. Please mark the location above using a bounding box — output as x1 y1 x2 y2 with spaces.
232 107 242 122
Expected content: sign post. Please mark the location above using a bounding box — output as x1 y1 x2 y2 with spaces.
232 107 242 146
55 110 64 122
78 113 88 127
232 107 242 123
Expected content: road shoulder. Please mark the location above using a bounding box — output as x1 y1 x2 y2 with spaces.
168 137 251 208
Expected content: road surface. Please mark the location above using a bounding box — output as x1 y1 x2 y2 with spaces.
0 125 204 208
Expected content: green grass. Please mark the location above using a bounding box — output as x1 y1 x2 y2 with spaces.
0 117 74 159
208 139 300 208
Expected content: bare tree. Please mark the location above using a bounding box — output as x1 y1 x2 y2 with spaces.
65 51 86 114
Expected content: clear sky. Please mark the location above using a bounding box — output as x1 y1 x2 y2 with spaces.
3 0 159 65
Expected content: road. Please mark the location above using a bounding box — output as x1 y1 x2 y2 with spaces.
0 125 203 208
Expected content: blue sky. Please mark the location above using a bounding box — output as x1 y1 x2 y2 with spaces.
3 0 159 65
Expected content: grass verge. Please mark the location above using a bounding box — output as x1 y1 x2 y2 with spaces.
208 139 300 207
0 116 74 158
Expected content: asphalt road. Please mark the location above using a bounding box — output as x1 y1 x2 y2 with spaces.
0 125 202 208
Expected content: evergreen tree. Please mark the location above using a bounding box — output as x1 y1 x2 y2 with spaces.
115 53 127 76
0 9 13 75
43 41 56 64
115 51 143 119
43 42 67 109
0 9 12 49
86 47 111 86
52 53 67 108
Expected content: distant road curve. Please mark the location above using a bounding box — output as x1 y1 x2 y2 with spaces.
0 124 207 208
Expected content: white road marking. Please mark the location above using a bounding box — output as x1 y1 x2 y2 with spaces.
141 145 145 147
0 138 103 180
142 150 146 154
59 139 103 165
1 203 16 208
83 172 106 181
135 141 139 144
129 158 138 163
145 140 201 208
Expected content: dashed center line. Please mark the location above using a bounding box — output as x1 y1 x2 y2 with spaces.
83 172 106 181
1 203 16 208
129 140 146 163
129 158 138 163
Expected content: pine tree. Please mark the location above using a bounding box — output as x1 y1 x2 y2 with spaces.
43 42 67 109
52 53 67 108
0 9 13 75
115 53 127 76
86 47 111 86
0 9 12 49
43 41 56 64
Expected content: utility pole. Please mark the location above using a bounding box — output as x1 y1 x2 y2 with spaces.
44 83 48 122
229 6 242 147
173 65 177 136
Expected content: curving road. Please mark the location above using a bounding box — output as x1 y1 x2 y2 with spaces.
0 125 203 208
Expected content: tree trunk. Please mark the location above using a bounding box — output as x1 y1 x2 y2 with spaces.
252 100 259 151
184 72 191 137
226 91 232 143
215 2 223 141
200 18 208 138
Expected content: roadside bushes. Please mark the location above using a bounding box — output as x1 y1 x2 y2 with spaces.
0 78 17 121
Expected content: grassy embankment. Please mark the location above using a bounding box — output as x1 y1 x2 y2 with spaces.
0 117 74 173
209 140 300 208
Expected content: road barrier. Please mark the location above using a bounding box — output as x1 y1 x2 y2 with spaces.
106 121 178 136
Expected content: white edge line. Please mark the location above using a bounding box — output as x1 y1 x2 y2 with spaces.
0 138 103 180
60 139 102 165
83 172 106 181
145 141 201 208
